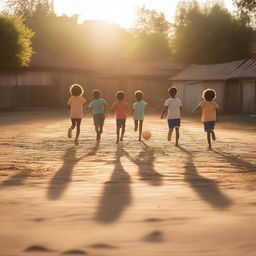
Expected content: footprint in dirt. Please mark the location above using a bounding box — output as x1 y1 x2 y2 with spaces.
62 249 88 255
143 230 164 242
24 245 55 253
89 243 118 249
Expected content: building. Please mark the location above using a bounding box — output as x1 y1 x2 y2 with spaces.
0 55 185 109
169 59 256 113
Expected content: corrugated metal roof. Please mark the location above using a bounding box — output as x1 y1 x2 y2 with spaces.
170 59 256 81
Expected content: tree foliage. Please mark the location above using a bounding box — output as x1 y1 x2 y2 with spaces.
132 6 171 36
0 15 34 67
172 2 253 64
233 0 256 13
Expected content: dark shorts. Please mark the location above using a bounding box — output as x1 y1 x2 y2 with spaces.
168 118 181 129
116 119 126 129
71 118 81 128
204 121 215 131
93 114 105 128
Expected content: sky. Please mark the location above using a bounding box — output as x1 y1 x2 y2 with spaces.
53 0 236 28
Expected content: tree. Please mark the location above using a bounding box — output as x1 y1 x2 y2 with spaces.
124 32 170 61
233 0 256 13
126 6 171 61
0 15 34 67
132 6 171 36
3 0 54 24
172 2 253 64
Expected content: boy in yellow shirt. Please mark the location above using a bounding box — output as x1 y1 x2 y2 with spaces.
192 88 219 149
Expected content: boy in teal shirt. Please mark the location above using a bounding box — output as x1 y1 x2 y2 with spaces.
88 90 107 141
132 90 149 141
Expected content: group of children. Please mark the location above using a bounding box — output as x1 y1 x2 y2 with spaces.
67 83 219 149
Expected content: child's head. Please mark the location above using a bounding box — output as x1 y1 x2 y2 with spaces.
135 90 144 101
92 89 101 99
116 91 125 101
70 84 84 96
202 88 216 101
168 86 177 98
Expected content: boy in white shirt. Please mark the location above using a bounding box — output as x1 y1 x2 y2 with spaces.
161 86 182 146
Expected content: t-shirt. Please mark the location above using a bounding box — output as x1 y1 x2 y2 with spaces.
199 101 219 122
88 98 106 114
133 101 147 120
164 97 182 119
112 101 129 119
67 95 86 119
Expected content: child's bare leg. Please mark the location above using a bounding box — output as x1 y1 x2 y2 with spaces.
207 131 212 149
211 130 216 140
168 128 173 141
68 119 76 138
175 127 180 146
116 128 120 143
75 120 81 143
138 120 143 141
120 127 125 141
134 120 138 132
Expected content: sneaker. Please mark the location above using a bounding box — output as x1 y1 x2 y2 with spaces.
68 128 72 138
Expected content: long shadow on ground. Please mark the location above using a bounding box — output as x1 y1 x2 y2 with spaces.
123 141 163 186
178 146 232 209
212 150 256 173
95 144 131 223
47 142 99 200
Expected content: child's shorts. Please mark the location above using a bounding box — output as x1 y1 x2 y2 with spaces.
116 119 126 129
168 118 181 129
204 121 215 131
93 114 105 128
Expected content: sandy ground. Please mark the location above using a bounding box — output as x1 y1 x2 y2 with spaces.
0 110 256 256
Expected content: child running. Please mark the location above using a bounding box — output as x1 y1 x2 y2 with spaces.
112 91 129 143
161 86 182 146
67 84 87 145
88 89 107 141
132 90 148 141
192 88 219 150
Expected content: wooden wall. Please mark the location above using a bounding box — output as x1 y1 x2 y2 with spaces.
0 70 170 109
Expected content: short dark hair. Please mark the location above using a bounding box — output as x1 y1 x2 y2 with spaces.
203 88 216 101
70 84 84 96
168 86 177 97
93 89 101 99
116 91 125 100
135 90 144 101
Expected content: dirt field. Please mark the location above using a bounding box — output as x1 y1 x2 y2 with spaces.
0 110 256 256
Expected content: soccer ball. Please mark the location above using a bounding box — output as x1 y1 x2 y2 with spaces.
142 130 151 140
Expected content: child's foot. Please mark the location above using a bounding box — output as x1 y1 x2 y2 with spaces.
175 143 179 147
138 138 142 142
120 137 123 141
212 132 216 141
207 146 212 150
74 139 79 145
68 128 72 138
116 140 119 144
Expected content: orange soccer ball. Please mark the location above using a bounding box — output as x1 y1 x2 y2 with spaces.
142 130 152 140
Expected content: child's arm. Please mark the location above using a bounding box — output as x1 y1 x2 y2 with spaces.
191 105 200 115
161 106 168 119
146 104 154 111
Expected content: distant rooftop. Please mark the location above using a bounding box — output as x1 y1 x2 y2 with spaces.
170 59 256 81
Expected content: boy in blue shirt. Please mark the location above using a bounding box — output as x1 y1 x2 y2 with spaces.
132 90 149 141
88 90 107 141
